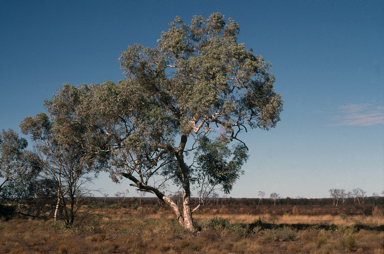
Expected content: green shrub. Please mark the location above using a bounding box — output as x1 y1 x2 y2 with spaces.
341 235 356 251
339 213 347 220
202 217 229 231
108 204 121 209
88 201 107 209
226 223 248 237
313 234 327 248
280 226 297 241
262 226 296 242
131 203 139 210
200 217 249 237
263 229 275 242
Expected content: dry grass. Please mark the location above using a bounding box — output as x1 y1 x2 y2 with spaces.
0 206 383 253
194 213 384 227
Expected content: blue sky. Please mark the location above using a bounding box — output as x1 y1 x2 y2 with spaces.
1 0 383 199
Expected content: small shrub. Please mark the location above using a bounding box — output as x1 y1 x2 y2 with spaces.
275 231 284 241
263 229 275 242
281 226 297 241
339 213 347 220
227 223 248 237
109 204 121 209
313 234 327 248
132 203 139 210
341 226 356 235
252 226 262 233
328 224 337 231
341 235 356 251
88 201 107 209
202 217 229 231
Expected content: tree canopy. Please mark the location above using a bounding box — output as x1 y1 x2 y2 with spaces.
20 107 108 225
49 13 283 230
0 129 41 193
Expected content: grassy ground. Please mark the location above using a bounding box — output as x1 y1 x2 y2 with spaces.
1 205 384 254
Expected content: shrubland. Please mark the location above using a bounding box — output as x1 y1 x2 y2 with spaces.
1 198 383 254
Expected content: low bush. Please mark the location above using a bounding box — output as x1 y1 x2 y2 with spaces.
201 217 229 231
313 233 327 248
88 201 107 209
131 203 139 210
201 217 250 237
341 235 356 251
108 204 122 209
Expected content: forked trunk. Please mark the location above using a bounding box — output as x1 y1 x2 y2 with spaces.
164 190 195 231
121 172 195 230
175 143 196 231
162 195 184 226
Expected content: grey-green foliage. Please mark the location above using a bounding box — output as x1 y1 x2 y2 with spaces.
0 129 44 218
201 217 249 237
118 13 282 191
0 129 41 193
47 13 283 229
20 99 109 225
196 136 248 193
119 13 282 133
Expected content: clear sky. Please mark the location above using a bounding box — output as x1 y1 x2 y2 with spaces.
1 0 383 199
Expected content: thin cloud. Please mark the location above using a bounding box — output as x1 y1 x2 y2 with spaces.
329 103 384 126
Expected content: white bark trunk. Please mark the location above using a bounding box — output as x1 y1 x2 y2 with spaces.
54 186 61 222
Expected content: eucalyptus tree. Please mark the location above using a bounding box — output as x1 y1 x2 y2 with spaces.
270 193 280 206
329 189 341 206
352 188 366 205
53 13 283 230
0 129 42 219
0 129 41 194
258 191 265 205
20 110 107 225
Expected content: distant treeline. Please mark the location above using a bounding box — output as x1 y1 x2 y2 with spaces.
83 196 384 206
